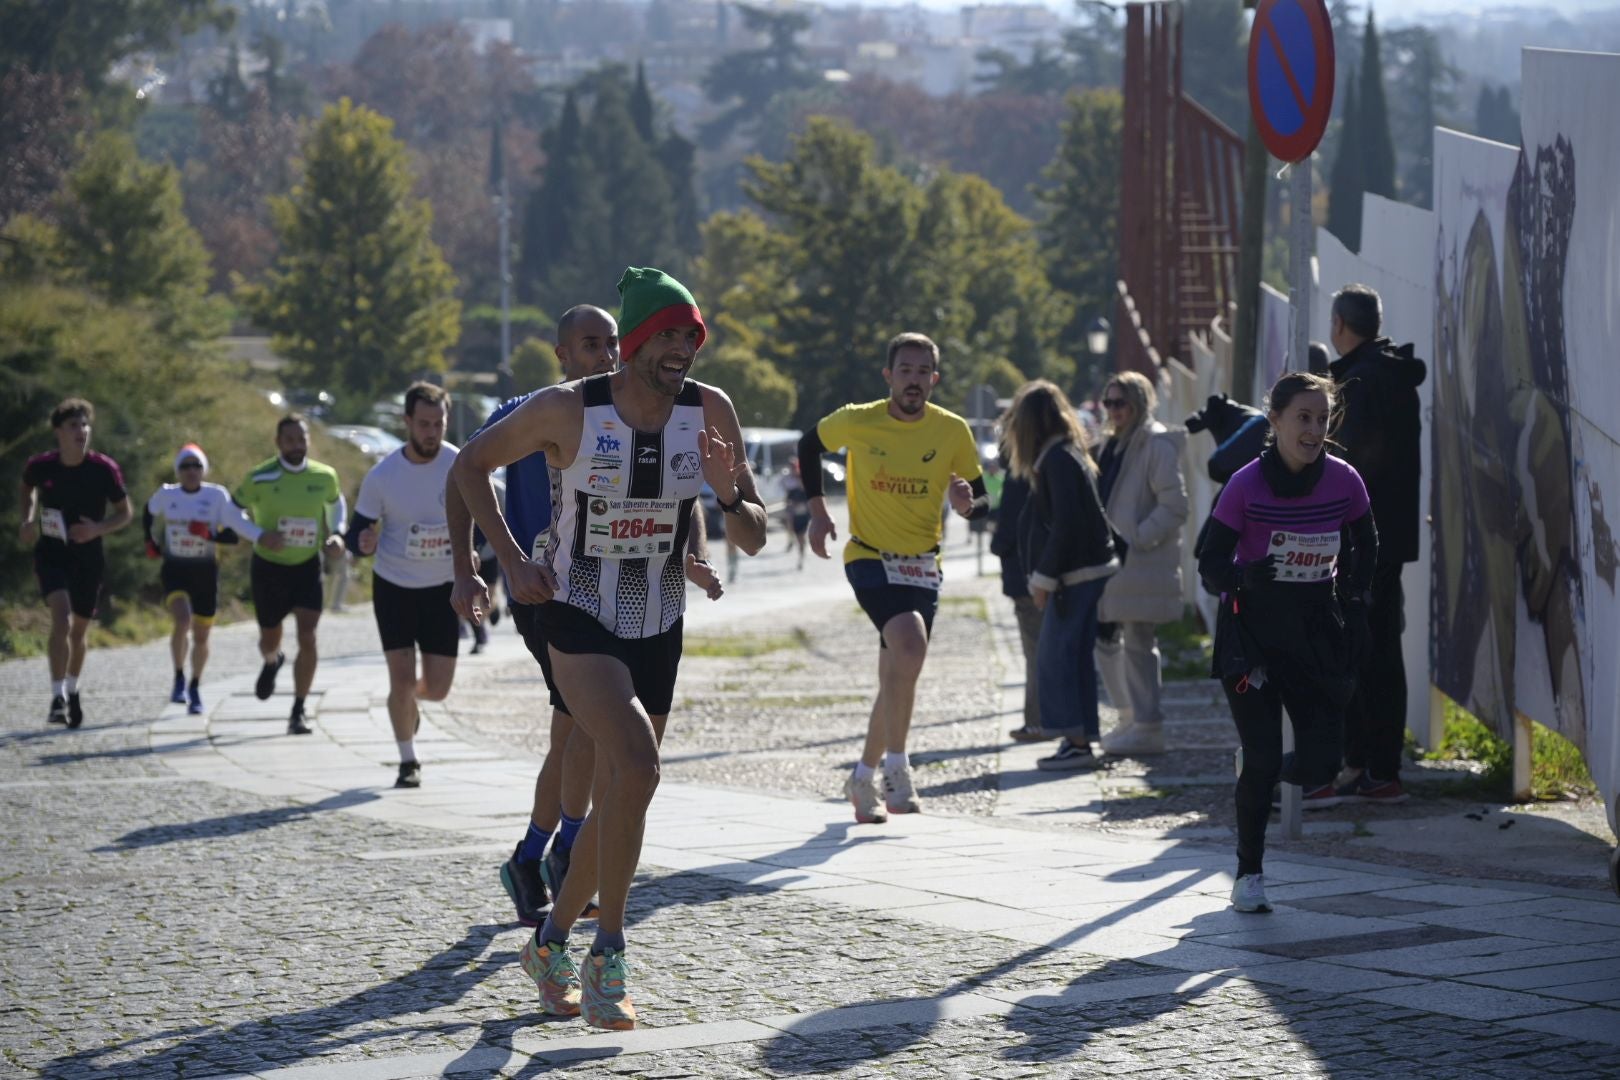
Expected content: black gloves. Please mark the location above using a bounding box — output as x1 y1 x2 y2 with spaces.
1240 554 1279 590
1342 592 1372 668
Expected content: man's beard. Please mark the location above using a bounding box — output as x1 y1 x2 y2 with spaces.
410 436 439 460
893 391 926 415
282 450 306 466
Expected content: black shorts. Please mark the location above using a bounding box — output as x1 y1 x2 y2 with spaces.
846 558 938 645
35 543 104 619
250 554 324 628
536 600 683 716
511 601 569 714
161 559 220 621
372 575 459 658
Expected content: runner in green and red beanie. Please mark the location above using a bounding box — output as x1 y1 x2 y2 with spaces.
616 267 708 395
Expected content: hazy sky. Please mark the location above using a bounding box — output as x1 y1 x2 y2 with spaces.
812 1 1620 18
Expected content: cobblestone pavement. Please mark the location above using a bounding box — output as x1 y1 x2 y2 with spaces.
4 560 1620 1080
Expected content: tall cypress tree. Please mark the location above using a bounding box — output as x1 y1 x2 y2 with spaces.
1358 11 1397 200
1326 77 1363 251
630 60 656 143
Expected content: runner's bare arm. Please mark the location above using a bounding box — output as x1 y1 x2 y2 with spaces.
444 476 491 621
70 495 133 543
698 385 768 555
17 480 37 546
453 386 577 586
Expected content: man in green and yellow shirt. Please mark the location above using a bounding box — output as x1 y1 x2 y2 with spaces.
233 413 345 734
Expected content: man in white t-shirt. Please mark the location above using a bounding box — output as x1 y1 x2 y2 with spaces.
347 382 459 788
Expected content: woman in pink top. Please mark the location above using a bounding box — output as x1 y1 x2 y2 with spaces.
1197 373 1378 914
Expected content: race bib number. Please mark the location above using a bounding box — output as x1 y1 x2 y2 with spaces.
405 522 452 561
882 551 942 591
40 508 66 541
583 498 682 559
1269 530 1340 583
166 522 211 559
278 516 320 549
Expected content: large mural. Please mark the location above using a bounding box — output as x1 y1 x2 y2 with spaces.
1430 49 1620 833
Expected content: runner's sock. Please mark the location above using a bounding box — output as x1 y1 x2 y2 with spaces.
519 821 552 863
853 761 875 782
557 811 585 852
63 675 78 696
176 667 185 681
396 739 416 765
590 928 627 956
537 914 569 948
52 679 65 698
292 695 306 714
188 677 200 692
883 750 907 772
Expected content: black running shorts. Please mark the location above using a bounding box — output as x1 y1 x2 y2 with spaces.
371 574 459 658
34 544 104 619
250 553 324 628
536 600 683 717
160 559 220 621
845 558 937 646
511 601 569 714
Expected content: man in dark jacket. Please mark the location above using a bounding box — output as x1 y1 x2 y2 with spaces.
1328 284 1427 803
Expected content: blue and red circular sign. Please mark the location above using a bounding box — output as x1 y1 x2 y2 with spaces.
1247 0 1336 163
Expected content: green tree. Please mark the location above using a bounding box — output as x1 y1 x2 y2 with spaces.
510 336 562 391
1475 84 1520 145
0 0 233 87
700 4 819 148
706 118 1068 425
1358 11 1397 200
1036 89 1123 374
1326 78 1363 251
1386 26 1457 209
699 344 797 427
1182 0 1249 133
240 98 460 409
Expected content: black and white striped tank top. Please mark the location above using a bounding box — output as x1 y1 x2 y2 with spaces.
545 373 705 638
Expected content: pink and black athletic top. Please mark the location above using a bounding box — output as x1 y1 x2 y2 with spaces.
1211 454 1369 585
23 450 128 555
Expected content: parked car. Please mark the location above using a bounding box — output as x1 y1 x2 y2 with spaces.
325 424 404 462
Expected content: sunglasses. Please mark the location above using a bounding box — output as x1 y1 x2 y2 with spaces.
1101 398 1129 410
179 461 204 470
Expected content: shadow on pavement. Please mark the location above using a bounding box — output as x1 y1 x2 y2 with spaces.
93 788 381 851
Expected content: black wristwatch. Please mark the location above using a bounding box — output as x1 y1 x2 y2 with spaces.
716 488 745 514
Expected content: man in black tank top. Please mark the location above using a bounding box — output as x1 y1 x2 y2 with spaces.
451 268 768 1031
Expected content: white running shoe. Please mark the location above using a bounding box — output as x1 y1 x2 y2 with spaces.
844 771 888 824
1101 723 1166 756
881 758 922 814
1230 873 1272 913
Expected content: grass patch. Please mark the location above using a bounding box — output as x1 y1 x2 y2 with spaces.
1425 698 1597 800
684 631 802 658
939 595 989 622
1159 606 1213 680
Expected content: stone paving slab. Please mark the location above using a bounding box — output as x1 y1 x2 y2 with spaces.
6 588 1620 1079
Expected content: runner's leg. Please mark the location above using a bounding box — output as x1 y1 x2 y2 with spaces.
860 612 928 766
291 606 320 697
66 613 91 678
548 714 650 935
191 621 212 682
383 648 420 745
415 652 456 702
168 594 191 674
45 590 71 683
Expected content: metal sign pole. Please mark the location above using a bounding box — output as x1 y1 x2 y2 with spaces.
1277 158 1314 841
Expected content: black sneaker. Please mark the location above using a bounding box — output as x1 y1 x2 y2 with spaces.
170 671 186 705
47 695 68 726
395 760 422 788
542 842 600 919
66 692 84 729
500 844 552 926
1036 738 1097 771
256 652 285 701
287 703 313 736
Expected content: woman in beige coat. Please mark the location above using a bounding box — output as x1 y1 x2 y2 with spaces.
1094 372 1189 755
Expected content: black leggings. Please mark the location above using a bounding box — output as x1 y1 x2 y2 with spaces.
1224 672 1345 877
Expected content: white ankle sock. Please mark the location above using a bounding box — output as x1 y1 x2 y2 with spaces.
397 739 416 764
51 679 65 698
63 675 77 696
883 750 907 771
853 761 875 781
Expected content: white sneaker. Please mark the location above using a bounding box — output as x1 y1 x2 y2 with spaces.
1101 722 1166 756
844 771 888 824
1230 873 1272 913
881 758 921 814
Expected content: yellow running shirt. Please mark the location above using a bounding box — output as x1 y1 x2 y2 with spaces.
816 400 982 563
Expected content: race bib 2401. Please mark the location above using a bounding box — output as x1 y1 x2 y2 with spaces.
1269 529 1340 583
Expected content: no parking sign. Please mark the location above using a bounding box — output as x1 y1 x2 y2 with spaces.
1247 0 1336 162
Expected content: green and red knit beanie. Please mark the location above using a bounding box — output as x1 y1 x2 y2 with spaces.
616 266 707 360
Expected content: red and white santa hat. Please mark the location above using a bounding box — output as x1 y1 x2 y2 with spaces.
175 443 209 474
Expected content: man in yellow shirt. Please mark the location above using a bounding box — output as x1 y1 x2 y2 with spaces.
799 332 989 823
